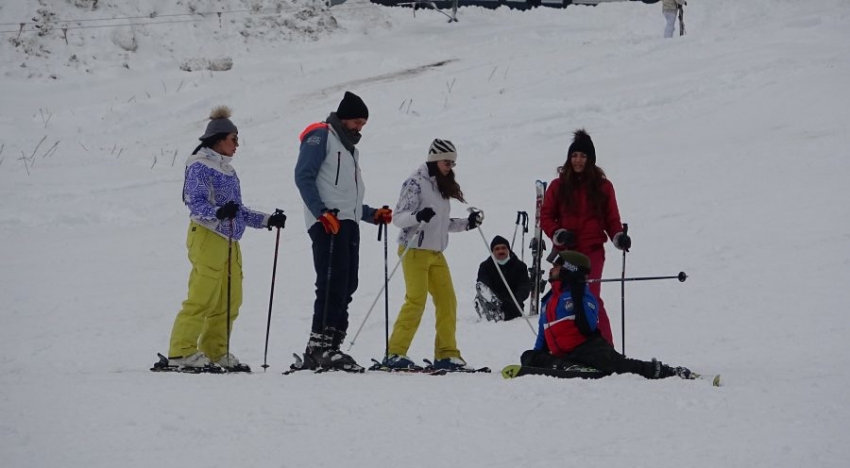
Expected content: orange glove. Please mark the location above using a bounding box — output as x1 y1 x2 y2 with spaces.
373 207 393 224
318 211 340 234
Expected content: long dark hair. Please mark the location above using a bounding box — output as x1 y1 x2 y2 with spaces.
192 133 229 155
557 159 608 219
427 161 466 203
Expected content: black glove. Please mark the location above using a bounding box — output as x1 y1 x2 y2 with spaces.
215 201 240 220
614 231 631 251
415 207 436 223
467 210 484 230
552 229 576 248
267 212 287 230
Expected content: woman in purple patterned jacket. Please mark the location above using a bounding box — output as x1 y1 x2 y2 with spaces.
166 106 286 371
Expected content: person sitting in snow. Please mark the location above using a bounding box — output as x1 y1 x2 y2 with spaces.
475 235 530 322
521 250 694 380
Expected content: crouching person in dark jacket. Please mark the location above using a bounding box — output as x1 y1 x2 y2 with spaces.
522 250 694 380
475 236 531 321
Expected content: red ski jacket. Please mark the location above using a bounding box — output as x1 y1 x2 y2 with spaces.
540 177 623 252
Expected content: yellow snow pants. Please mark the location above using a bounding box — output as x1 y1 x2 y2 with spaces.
388 247 461 360
168 222 242 362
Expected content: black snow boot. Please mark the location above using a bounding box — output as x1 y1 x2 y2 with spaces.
651 358 693 379
302 332 329 370
320 328 362 370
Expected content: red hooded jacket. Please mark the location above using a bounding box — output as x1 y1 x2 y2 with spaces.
540 177 623 251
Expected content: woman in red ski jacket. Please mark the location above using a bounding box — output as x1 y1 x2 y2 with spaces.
540 129 630 346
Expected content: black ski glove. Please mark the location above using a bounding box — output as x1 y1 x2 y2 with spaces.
267 212 287 230
613 231 631 252
215 201 240 220
467 210 484 230
552 229 576 248
415 207 436 223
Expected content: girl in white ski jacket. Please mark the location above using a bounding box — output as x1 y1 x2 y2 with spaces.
385 139 483 371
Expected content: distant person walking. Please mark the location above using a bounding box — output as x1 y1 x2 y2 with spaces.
663 0 686 38
168 106 287 371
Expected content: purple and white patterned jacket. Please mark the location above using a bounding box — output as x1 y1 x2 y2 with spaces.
183 147 268 240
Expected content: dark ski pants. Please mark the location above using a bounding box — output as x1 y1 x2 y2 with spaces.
525 335 657 379
498 293 524 321
309 220 360 336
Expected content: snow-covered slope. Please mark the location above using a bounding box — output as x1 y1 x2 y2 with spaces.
2 1 849 467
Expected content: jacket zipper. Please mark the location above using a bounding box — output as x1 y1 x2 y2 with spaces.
352 152 359 219
334 152 341 185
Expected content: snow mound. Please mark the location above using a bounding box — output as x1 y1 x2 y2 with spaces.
1 0 352 80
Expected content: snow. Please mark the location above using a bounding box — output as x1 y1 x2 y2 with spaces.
2 0 849 466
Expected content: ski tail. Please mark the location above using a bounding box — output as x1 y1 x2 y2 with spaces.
501 364 607 380
529 180 548 316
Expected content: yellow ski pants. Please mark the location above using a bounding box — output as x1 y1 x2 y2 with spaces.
388 247 461 360
168 222 242 361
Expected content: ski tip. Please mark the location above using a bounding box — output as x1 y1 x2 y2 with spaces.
501 364 521 379
712 375 722 387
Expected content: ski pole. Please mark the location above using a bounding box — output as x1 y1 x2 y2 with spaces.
510 211 528 258
587 272 688 284
320 210 339 344
347 221 426 350
511 212 520 251
620 223 628 356
376 206 391 361
474 224 537 336
261 209 284 372
510 211 525 250
520 211 529 263
226 218 234 361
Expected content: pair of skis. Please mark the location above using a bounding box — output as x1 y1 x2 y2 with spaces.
150 353 251 374
678 5 686 36
283 353 365 375
283 353 491 376
501 364 721 387
528 180 548 316
369 359 490 376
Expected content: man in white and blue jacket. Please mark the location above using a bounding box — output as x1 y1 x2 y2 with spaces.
294 91 393 370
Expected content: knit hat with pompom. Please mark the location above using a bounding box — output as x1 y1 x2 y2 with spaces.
199 106 238 140
567 128 596 165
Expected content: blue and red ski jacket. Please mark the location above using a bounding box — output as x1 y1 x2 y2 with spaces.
534 279 599 356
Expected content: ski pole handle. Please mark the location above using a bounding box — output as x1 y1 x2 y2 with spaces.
377 205 390 241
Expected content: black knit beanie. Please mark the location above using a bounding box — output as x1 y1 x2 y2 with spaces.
567 129 596 165
336 91 369 120
490 235 510 251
